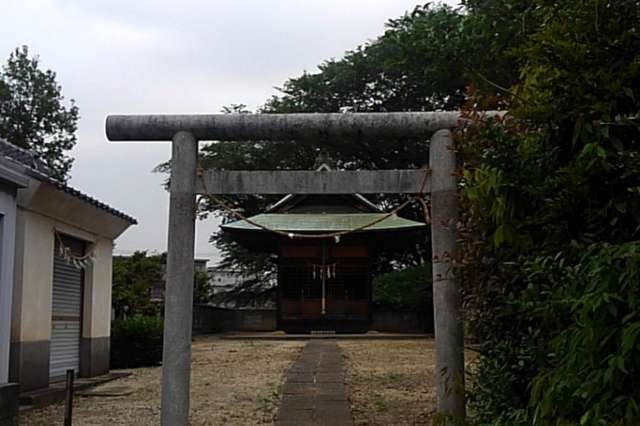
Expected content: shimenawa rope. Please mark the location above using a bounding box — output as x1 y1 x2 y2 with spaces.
54 228 96 269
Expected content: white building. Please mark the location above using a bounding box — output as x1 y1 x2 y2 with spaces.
0 139 135 420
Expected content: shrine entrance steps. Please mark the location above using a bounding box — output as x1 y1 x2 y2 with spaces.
276 341 353 426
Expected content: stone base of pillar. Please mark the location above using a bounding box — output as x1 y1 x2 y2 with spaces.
0 383 19 426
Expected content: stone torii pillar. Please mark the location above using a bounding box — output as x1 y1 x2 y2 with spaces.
162 130 198 424
429 129 465 417
106 112 472 425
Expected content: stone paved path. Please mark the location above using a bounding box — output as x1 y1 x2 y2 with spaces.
276 341 353 426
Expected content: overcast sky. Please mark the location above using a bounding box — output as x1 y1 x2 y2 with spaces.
1 0 458 265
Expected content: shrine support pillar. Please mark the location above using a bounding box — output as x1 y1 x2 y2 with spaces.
161 131 198 426
429 129 465 420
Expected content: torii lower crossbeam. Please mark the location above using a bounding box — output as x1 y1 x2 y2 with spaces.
106 112 474 425
197 169 430 194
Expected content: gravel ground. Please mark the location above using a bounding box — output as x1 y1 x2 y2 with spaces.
21 337 304 426
339 339 473 426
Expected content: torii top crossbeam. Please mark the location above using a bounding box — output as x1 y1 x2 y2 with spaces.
105 112 467 141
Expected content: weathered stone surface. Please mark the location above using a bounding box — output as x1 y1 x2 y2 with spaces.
285 372 315 383
276 341 353 426
106 112 470 142
276 408 315 422
197 169 430 194
429 129 465 417
161 131 198 426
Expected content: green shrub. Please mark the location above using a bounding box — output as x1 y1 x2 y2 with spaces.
528 244 640 425
372 264 432 310
110 316 163 369
469 244 640 426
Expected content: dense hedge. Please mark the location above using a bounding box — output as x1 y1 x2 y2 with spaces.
458 0 640 424
372 264 432 311
528 244 640 423
110 316 163 369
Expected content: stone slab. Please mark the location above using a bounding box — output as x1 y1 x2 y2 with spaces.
276 341 353 426
284 372 315 383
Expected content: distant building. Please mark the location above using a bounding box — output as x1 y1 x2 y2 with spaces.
207 268 245 308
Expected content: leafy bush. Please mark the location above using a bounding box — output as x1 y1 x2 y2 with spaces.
528 244 640 425
469 243 640 426
457 0 640 423
110 316 163 369
372 264 432 310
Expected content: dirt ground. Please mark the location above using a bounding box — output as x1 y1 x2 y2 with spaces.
339 339 475 426
21 337 464 425
21 337 304 426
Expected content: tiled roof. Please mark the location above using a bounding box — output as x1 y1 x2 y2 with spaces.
0 138 137 224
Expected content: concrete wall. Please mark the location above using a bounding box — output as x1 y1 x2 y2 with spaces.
10 195 126 391
193 306 433 334
234 309 277 331
192 306 277 334
371 310 434 333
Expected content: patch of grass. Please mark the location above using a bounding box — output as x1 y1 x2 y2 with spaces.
273 383 282 398
256 393 274 413
373 398 387 412
387 372 402 382
257 381 283 413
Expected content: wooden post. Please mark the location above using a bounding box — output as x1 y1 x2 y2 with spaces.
64 369 74 426
160 131 198 425
429 129 465 419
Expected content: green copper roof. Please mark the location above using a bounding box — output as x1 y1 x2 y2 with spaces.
221 213 426 233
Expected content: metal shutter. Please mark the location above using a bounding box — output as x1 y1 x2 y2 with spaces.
49 236 84 382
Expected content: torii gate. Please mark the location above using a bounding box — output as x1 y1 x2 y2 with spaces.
106 112 471 425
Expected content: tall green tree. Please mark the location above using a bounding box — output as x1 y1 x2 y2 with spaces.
0 46 79 181
112 251 165 319
194 269 215 305
187 4 507 304
112 251 216 317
